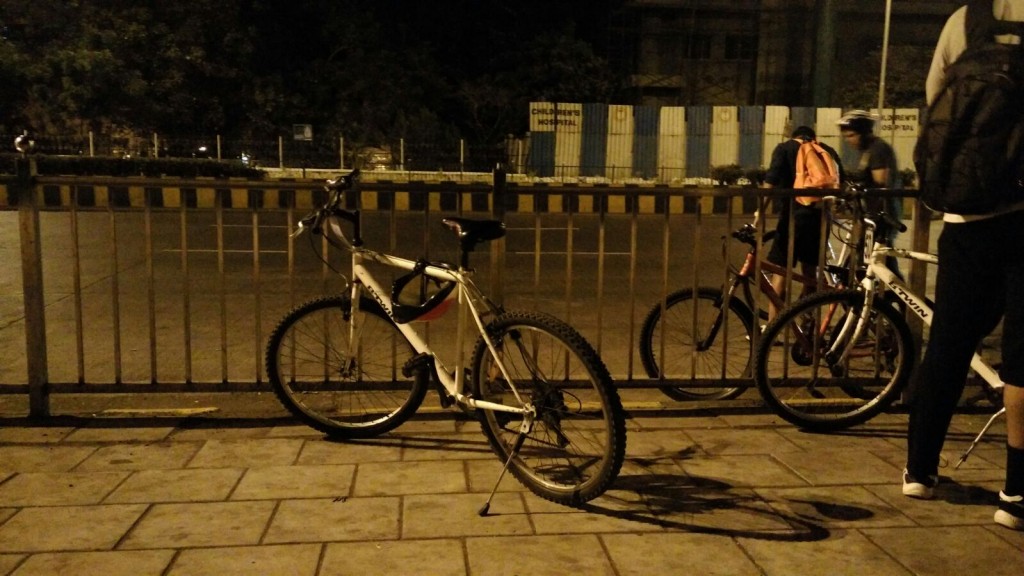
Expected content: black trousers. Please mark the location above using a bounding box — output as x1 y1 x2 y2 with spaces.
906 209 1024 478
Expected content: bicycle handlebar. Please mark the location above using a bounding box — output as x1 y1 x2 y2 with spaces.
294 169 363 246
824 183 907 234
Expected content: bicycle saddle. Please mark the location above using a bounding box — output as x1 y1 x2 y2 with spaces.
441 218 506 252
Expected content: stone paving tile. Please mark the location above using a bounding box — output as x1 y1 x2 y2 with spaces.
629 415 729 430
402 493 532 539
739 528 913 576
321 540 465 576
398 433 494 461
716 412 792 428
863 525 1024 576
62 427 174 443
679 454 808 488
186 438 304 468
0 427 74 443
0 471 128 506
771 448 902 486
864 480 1003 527
168 426 272 442
0 509 14 525
624 429 698 458
295 438 403 465
120 501 275 549
231 464 354 500
389 418 466 435
105 468 243 504
528 503 664 535
353 460 466 497
263 497 399 543
264 425 324 439
684 427 804 456
464 458 528 494
466 534 614 576
0 505 147 553
11 550 174 576
74 442 202 471
0 554 23 576
774 426 904 453
168 544 320 576
602 532 762 575
0 445 96 472
985 523 1024 549
756 485 917 529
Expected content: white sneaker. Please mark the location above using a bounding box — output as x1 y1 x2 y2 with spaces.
902 468 938 499
994 491 1024 531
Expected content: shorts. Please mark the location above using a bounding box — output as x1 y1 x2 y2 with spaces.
766 206 824 268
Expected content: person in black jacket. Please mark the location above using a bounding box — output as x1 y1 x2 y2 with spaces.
759 125 843 320
904 0 1024 532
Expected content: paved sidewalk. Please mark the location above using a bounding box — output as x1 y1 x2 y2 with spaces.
0 406 1022 575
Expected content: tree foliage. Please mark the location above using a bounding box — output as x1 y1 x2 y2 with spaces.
0 0 622 146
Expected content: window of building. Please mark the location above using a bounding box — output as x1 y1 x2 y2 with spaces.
725 35 756 60
685 34 712 60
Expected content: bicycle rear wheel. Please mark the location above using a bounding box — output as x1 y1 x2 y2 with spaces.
754 289 915 431
266 296 428 438
639 287 754 400
471 311 626 506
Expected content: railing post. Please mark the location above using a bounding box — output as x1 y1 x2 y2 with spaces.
15 149 50 417
490 165 507 305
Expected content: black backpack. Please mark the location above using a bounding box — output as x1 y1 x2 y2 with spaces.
914 0 1024 214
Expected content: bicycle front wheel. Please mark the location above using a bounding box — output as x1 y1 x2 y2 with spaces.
471 311 626 506
266 296 428 438
754 289 915 431
639 287 754 401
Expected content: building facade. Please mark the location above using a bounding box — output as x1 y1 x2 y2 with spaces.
613 0 962 107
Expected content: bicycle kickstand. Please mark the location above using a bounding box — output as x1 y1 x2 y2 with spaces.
955 407 1007 469
478 418 531 517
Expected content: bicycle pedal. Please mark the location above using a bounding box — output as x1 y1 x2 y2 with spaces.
401 352 433 378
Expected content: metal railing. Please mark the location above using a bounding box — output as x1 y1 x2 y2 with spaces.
2 161 934 417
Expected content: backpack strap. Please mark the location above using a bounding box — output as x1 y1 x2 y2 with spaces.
966 0 1024 46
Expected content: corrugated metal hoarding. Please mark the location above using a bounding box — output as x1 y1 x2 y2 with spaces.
528 101 556 177
524 102 924 182
685 106 711 178
816 107 843 153
554 102 582 178
884 107 921 177
763 105 789 168
657 107 686 181
580 103 608 177
709 106 739 170
738 106 764 170
606 104 634 180
633 105 659 179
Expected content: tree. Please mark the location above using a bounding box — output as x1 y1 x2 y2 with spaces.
832 44 932 109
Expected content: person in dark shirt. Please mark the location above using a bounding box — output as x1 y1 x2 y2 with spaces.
903 0 1024 532
838 109 904 279
759 125 843 319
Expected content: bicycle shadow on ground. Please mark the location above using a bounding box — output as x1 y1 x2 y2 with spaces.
579 453 849 542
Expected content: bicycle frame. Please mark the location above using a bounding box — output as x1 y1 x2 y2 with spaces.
858 241 1005 390
344 244 531 417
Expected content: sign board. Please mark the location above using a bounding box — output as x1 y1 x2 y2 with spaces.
293 124 313 141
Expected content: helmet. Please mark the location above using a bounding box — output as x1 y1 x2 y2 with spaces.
837 110 876 135
390 260 457 324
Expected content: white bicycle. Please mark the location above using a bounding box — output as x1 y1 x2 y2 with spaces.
264 170 627 513
753 186 1004 438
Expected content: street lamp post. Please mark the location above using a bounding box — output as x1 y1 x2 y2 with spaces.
878 0 894 134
